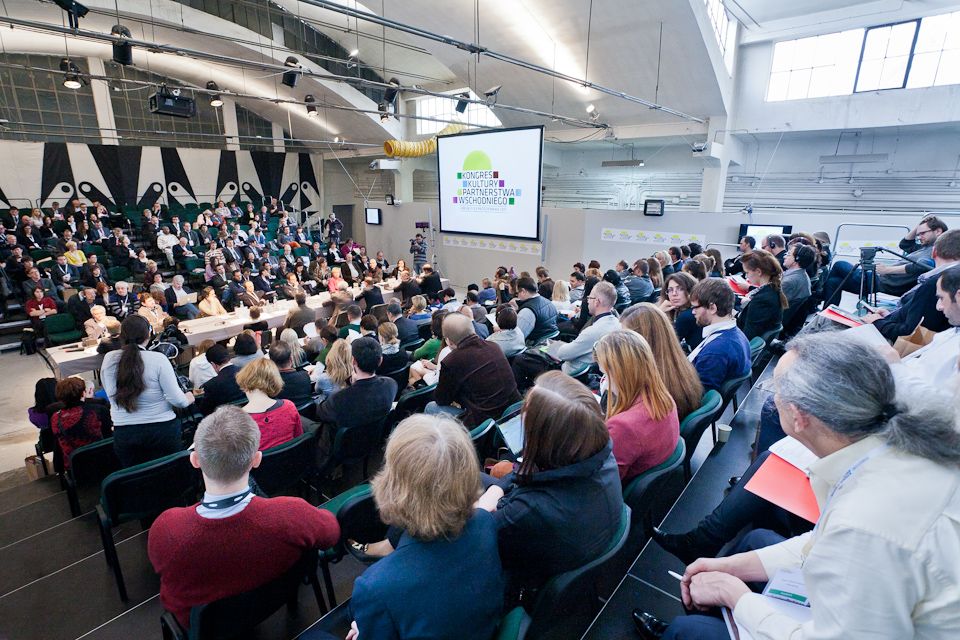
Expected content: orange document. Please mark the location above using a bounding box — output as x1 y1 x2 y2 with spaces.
744 453 820 523
819 306 863 328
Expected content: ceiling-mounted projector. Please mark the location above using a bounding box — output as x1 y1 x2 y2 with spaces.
149 87 196 118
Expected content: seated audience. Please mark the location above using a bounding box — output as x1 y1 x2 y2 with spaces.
620 303 704 420
407 295 431 322
230 332 263 369
236 358 304 450
427 314 521 427
594 330 680 482
412 310 448 362
737 250 786 340
635 333 960 640
337 304 362 340
681 259 706 281
137 291 169 333
100 316 195 466
475 371 623 594
25 286 58 331
604 269 631 307
283 293 314 338
659 272 703 352
550 279 573 314
196 344 244 415
108 281 139 321
165 275 200 320
624 260 654 302
514 277 559 343
386 302 418 344
67 287 98 325
343 415 504 640
781 244 815 308
315 337 397 433
279 328 308 368
687 279 751 393
147 406 338 629
392 269 421 303
725 235 754 276
50 377 111 470
418 264 443 300
354 276 384 309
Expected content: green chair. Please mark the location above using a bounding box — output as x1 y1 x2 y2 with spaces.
293 246 310 258
65 438 121 517
719 371 752 416
386 383 438 433
622 439 686 540
469 418 505 465
749 336 765 365
525 329 559 347
757 323 783 346
30 249 52 262
319 483 381 607
97 450 199 601
44 313 83 346
679 390 723 480
499 400 524 422
108 266 131 283
523 504 632 640
183 257 204 272
250 431 317 499
400 337 425 352
494 607 530 640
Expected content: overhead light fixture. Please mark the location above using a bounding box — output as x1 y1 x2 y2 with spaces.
601 159 644 167
281 56 301 88
110 24 132 66
483 85 502 105
206 81 223 107
348 48 359 58
586 104 599 121
852 188 864 198
455 92 470 113
334 136 341 144
305 94 317 117
53 0 88 29
60 58 84 89
585 104 595 114
383 77 401 106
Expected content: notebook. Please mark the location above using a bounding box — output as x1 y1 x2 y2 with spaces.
497 414 525 458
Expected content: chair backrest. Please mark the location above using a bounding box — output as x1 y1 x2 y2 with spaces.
108 267 131 282
333 484 388 545
469 419 504 464
369 304 389 323
494 607 530 640
679 390 722 467
187 549 318 640
100 450 198 526
622 439 686 534
331 417 387 467
250 432 317 497
400 337 424 352
417 322 433 341
69 437 121 486
45 313 78 334
525 504 632 640
719 373 751 406
758 324 783 346
749 336 765 363
381 363 411 399
499 400 524 422
334 311 349 329
526 328 559 347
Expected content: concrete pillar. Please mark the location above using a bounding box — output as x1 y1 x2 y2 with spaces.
87 57 118 145
394 162 414 203
699 116 731 213
272 122 284 153
222 98 240 151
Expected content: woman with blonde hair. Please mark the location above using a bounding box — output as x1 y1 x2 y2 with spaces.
326 266 345 293
646 257 664 289
408 295 430 322
313 339 351 402
64 241 86 267
594 330 680 482
348 414 504 639
235 357 302 450
278 328 307 369
550 278 572 313
619 303 703 420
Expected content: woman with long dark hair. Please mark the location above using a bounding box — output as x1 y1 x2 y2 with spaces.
100 315 195 466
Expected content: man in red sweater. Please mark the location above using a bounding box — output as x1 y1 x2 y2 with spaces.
148 405 340 628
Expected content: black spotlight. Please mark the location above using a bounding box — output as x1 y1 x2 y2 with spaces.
60 58 85 89
53 0 88 29
207 81 223 107
305 94 317 117
378 102 390 123
455 92 470 113
383 77 400 105
111 24 132 66
281 56 301 88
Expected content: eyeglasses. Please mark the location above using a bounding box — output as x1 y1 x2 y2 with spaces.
689 304 702 310
917 228 934 237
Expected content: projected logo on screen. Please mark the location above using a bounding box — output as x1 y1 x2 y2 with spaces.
451 150 521 212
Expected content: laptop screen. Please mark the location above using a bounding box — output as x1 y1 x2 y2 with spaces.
497 414 524 458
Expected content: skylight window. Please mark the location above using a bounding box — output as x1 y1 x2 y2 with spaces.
414 90 502 136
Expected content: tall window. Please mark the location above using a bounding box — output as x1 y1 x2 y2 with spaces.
767 30 864 101
906 11 960 88
704 0 738 74
413 90 501 136
854 20 919 92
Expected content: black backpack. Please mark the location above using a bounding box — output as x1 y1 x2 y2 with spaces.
20 329 37 355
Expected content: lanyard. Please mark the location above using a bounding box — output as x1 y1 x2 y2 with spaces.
813 444 888 535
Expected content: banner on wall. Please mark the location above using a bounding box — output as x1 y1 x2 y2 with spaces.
443 234 542 256
600 227 706 246
834 238 901 257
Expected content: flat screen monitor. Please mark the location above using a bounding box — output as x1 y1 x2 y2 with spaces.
738 224 793 243
437 125 543 240
365 207 382 225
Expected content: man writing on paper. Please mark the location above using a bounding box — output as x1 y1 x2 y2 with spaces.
633 333 960 640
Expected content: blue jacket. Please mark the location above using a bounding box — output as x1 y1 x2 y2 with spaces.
692 326 751 392
494 441 623 588
350 510 504 640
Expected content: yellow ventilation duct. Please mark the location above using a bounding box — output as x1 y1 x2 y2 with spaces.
383 123 467 158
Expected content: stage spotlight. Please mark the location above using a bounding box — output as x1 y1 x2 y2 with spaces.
282 56 301 88
60 58 84 89
483 85 502 104
206 81 223 107
110 24 133 66
455 92 470 113
378 102 390 123
305 94 318 117
53 0 88 29
383 77 401 105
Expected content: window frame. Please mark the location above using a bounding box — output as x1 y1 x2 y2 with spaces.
853 18 921 93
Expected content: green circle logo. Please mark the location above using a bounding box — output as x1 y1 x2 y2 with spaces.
462 150 492 171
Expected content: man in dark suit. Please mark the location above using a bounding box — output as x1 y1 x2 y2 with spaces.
165 275 200 320
67 287 99 325
268 342 314 412
172 237 197 266
387 302 418 344
354 277 384 310
197 345 244 415
88 221 109 244
314 337 396 437
283 293 315 338
223 239 243 266
48 254 78 291
418 264 443 301
392 269 421 304
181 222 200 248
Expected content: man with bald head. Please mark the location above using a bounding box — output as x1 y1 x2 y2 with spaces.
426 313 520 427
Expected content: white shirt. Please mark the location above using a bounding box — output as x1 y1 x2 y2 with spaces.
734 435 960 639
893 327 960 403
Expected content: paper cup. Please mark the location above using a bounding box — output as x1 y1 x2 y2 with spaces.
717 424 732 443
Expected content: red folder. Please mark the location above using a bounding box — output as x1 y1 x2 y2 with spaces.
744 453 820 523
819 307 863 328
727 277 750 296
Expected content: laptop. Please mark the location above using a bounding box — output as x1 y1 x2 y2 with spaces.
497 414 525 460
